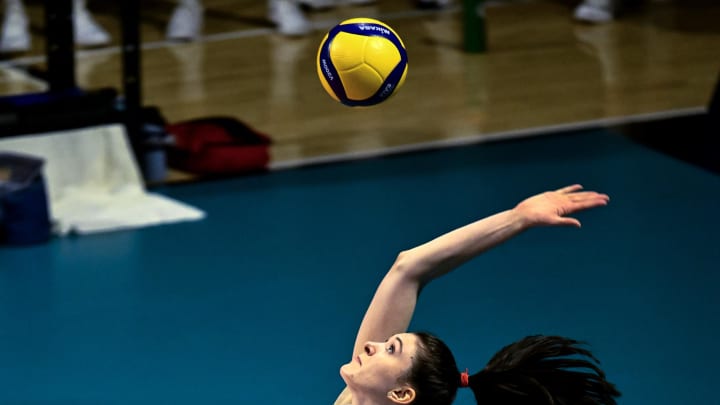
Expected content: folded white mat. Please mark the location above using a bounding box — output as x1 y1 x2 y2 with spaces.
0 124 205 235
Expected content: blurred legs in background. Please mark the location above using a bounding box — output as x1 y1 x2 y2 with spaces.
0 0 110 53
166 0 204 41
270 0 452 37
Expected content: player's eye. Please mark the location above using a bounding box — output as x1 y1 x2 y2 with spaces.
386 344 395 354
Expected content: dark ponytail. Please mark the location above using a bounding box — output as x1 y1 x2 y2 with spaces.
467 335 621 405
405 334 620 405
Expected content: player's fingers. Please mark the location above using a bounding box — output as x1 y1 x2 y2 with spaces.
555 217 582 227
556 184 583 194
570 198 608 211
569 192 609 202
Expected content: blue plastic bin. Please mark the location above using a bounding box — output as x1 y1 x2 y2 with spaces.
0 152 51 245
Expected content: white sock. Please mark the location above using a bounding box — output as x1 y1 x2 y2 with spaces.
73 0 86 12
4 0 24 13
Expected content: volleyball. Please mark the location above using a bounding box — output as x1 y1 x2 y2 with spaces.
316 18 408 107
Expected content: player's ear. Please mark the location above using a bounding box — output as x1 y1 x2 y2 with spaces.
387 386 416 404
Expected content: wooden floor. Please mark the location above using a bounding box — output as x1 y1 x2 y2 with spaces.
1 0 719 170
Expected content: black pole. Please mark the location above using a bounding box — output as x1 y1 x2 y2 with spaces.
44 0 76 92
120 0 143 161
708 73 719 163
709 72 719 118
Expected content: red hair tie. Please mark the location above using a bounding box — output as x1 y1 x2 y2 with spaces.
459 368 470 388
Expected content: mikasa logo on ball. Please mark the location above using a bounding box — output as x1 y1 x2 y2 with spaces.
321 59 334 81
379 83 394 98
357 24 390 36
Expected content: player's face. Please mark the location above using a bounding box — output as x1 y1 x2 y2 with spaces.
340 333 419 401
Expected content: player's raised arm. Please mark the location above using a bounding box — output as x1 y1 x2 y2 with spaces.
348 185 609 359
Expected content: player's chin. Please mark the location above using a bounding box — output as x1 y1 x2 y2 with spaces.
340 363 356 380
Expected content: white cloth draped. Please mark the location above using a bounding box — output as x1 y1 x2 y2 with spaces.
0 124 205 235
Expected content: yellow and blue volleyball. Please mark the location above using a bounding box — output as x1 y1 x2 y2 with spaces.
316 18 408 107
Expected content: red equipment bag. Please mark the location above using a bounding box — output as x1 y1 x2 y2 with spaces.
166 117 272 175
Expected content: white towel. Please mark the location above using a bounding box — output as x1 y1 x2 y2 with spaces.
0 124 205 235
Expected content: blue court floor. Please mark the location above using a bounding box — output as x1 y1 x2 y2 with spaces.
1 128 719 404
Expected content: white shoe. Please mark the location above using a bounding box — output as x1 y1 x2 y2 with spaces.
166 2 204 40
573 0 614 23
269 1 311 37
74 8 110 46
0 5 30 53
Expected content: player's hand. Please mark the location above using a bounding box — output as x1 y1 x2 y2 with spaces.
514 184 609 228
